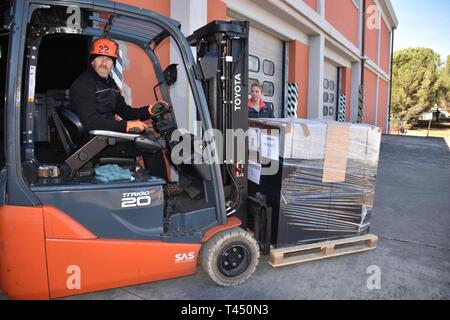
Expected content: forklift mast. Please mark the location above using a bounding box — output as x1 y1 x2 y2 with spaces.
188 21 250 225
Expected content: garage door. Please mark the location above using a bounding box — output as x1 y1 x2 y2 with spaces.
248 27 284 118
323 61 338 120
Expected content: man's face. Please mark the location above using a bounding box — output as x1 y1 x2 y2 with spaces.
91 55 114 78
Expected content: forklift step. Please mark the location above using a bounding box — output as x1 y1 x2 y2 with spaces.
268 234 378 268
165 227 199 238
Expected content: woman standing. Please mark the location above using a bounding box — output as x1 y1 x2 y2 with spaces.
248 83 274 118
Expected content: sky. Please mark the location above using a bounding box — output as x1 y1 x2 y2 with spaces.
391 0 450 63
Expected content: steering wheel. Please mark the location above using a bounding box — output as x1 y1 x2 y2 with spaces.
149 101 175 137
149 101 171 119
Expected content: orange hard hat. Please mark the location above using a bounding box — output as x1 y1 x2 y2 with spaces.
90 38 119 59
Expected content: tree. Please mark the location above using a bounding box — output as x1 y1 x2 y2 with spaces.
391 48 446 127
439 55 450 111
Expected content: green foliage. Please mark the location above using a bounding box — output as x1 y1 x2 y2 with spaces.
391 48 447 127
439 55 450 111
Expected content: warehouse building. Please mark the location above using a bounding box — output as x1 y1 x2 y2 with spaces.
113 0 398 133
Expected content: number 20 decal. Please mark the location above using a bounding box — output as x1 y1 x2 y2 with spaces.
121 196 152 208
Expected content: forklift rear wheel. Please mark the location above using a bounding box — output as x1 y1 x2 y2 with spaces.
201 227 260 286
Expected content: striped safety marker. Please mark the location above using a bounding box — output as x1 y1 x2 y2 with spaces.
338 93 347 122
357 85 365 123
111 47 124 92
285 83 299 118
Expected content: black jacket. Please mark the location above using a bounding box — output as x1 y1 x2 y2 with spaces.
248 102 274 119
70 67 150 133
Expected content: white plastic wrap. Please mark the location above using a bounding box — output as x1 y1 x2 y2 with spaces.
249 118 382 247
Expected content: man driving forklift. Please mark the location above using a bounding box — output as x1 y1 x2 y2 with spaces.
70 37 168 179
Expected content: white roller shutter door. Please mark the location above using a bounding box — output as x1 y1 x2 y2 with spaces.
323 61 339 120
248 26 284 117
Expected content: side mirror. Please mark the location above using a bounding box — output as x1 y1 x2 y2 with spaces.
197 52 218 80
163 63 178 86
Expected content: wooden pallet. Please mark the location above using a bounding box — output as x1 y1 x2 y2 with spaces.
269 234 378 267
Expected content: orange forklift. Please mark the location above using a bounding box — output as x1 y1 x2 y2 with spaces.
0 0 268 299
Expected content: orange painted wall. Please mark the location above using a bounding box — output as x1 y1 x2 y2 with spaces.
377 78 389 133
365 0 378 64
340 67 352 121
114 0 171 107
0 206 50 300
325 0 358 47
288 40 309 118
364 68 377 125
380 19 391 74
303 0 317 11
208 0 227 22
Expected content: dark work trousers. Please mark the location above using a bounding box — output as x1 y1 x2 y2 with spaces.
98 141 168 180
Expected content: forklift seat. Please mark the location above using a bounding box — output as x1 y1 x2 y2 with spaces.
52 106 136 172
52 107 83 155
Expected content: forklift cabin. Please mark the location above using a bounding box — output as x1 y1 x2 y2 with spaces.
0 0 260 299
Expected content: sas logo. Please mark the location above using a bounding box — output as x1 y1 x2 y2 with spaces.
175 252 196 264
121 191 152 208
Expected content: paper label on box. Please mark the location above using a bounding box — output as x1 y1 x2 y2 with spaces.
248 127 260 152
248 161 261 185
261 133 279 161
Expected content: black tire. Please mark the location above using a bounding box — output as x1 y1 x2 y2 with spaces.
200 227 260 287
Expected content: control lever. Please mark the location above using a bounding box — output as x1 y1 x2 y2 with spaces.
133 127 162 153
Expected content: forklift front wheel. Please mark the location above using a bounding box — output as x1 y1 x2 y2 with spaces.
200 227 260 286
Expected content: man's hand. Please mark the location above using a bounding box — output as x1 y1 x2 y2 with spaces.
126 120 148 133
